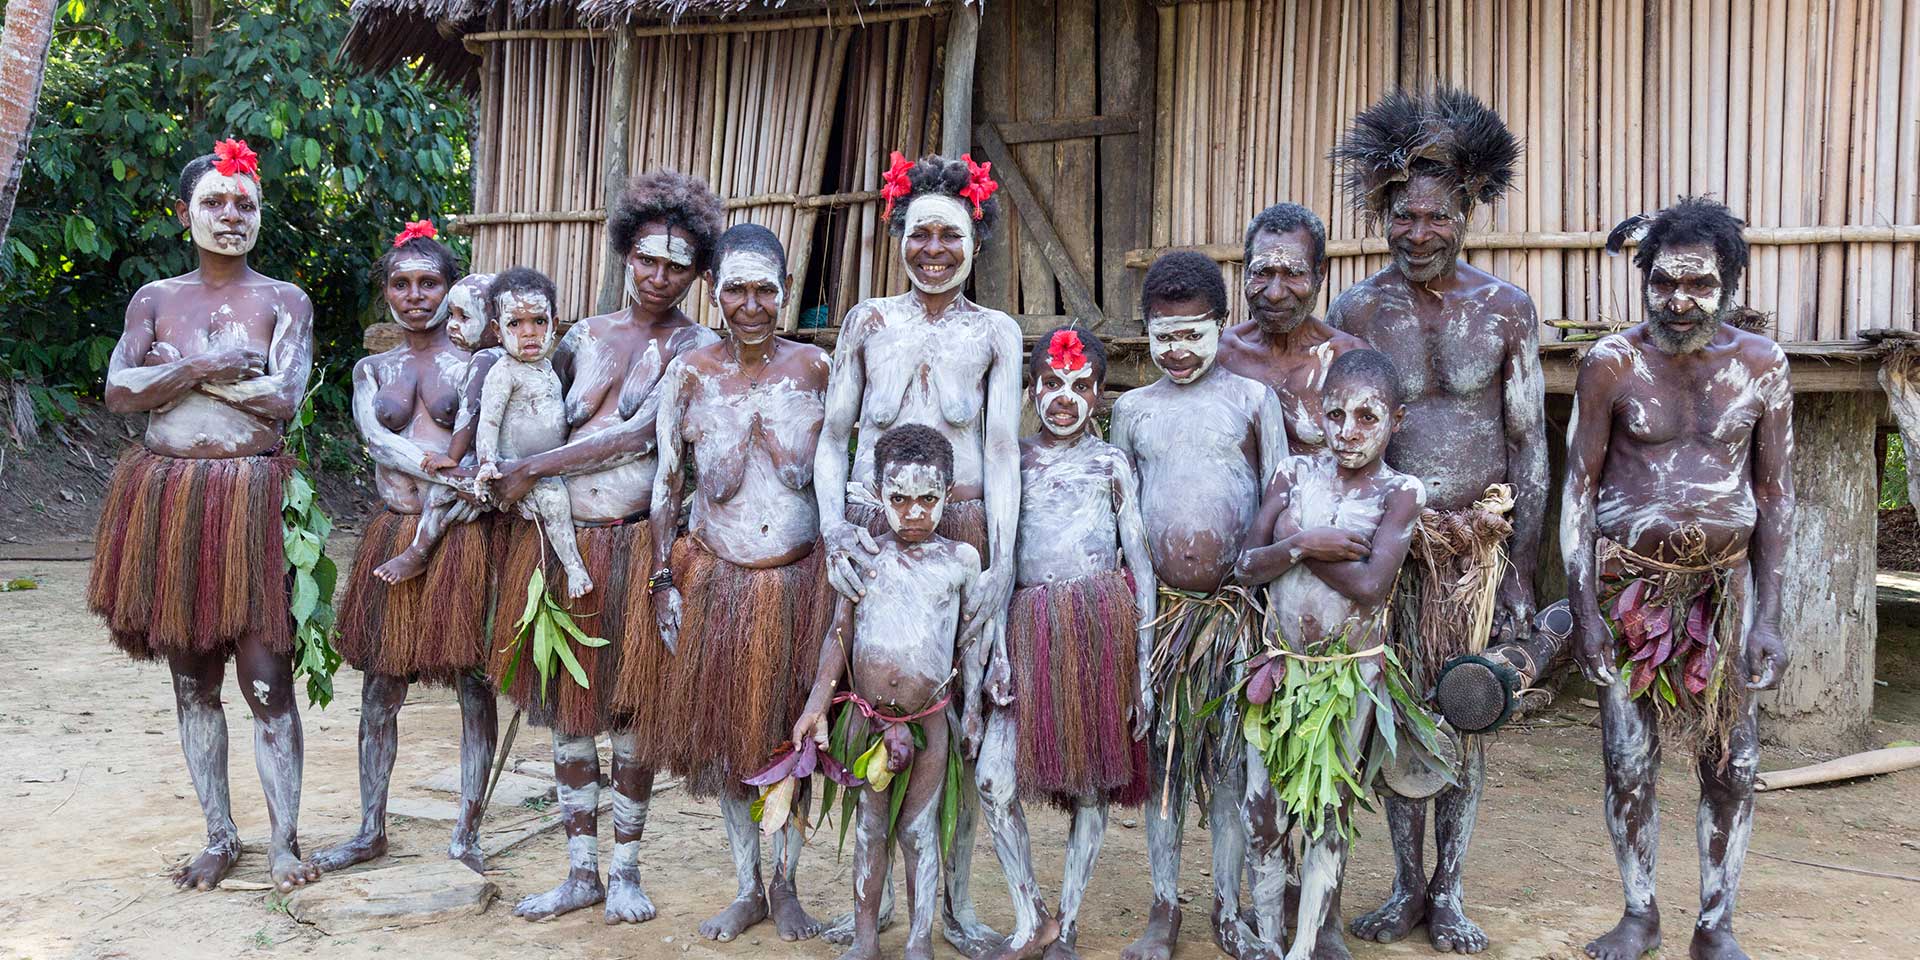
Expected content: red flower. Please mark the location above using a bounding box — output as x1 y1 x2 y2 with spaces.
392 219 438 247
959 153 998 220
212 139 260 180
1047 329 1088 372
880 151 914 220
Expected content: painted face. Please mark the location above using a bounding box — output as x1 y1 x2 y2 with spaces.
1386 174 1468 283
900 194 975 295
446 273 496 351
713 249 786 345
494 290 556 362
384 258 451 333
1321 378 1397 471
1147 298 1223 384
1030 360 1099 437
1243 227 1324 334
184 170 261 256
881 460 949 542
626 223 700 311
1644 241 1727 354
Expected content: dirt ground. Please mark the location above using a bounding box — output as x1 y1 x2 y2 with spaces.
1 544 1917 960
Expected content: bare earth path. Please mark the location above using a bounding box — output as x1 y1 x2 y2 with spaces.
2 547 1915 959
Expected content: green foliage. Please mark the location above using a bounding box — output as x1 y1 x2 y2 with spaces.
283 384 342 707
1 0 469 420
498 563 610 701
1884 434 1911 509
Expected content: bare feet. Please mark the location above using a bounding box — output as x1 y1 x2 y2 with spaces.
1043 932 1081 960
514 873 605 920
824 894 895 945
448 837 486 875
1426 895 1487 954
982 915 1061 960
1585 911 1661 960
1350 886 1426 944
373 550 429 585
699 891 768 941
563 567 593 599
1688 924 1748 960
311 831 387 873
1119 902 1181 960
1309 930 1354 960
172 837 240 891
769 880 823 941
1212 906 1283 960
836 942 884 960
268 845 321 893
943 903 1004 957
604 865 657 923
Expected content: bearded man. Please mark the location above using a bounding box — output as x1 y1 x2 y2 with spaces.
1564 198 1792 960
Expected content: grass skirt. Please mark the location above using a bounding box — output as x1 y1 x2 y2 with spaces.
1146 586 1257 809
88 447 292 660
1007 570 1149 807
1394 496 1513 693
651 536 832 797
335 507 491 684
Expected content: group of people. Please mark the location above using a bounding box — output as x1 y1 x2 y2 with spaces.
90 87 1793 960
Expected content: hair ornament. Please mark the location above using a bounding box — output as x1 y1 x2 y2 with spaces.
212 138 260 180
393 219 438 247
880 151 915 220
960 154 999 220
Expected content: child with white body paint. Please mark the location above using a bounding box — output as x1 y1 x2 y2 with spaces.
471 267 592 598
793 424 983 960
1233 348 1425 960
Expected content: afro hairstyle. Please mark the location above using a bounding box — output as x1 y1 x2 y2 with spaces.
1324 347 1404 408
873 423 955 490
487 266 559 320
1141 250 1230 320
607 168 727 274
884 154 1002 241
1605 196 1751 301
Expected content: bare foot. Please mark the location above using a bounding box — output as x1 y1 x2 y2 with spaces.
373 550 430 585
564 567 593 599
824 897 895 945
770 881 823 941
311 831 387 873
1119 902 1181 960
1212 907 1283 960
983 915 1061 960
1585 911 1661 960
836 942 884 960
514 873 605 920
1309 930 1354 960
268 845 321 892
604 865 656 923
699 892 768 941
944 909 1005 958
448 837 485 875
1426 895 1488 954
1043 933 1081 960
1688 924 1748 960
172 837 240 891
1350 887 1426 944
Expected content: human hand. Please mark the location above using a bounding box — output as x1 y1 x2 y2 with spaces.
421 452 460 474
824 521 880 601
792 708 829 749
1131 681 1156 742
1744 622 1788 690
653 585 683 655
144 341 183 366
985 644 1014 708
1492 577 1537 646
190 348 268 384
961 703 985 760
1294 526 1370 562
1571 604 1616 687
490 459 539 506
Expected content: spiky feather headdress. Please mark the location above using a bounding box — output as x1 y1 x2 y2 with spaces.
1332 87 1520 220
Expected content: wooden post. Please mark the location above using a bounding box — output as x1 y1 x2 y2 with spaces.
976 122 1104 328
595 28 637 315
1759 391 1878 753
941 1 978 159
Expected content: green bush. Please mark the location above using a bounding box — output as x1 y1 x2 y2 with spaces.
1887 434 1911 510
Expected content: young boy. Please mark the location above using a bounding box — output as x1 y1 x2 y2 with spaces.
1233 348 1425 960
792 424 983 960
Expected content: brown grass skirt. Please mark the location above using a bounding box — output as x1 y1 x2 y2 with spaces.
335 508 491 685
488 516 665 739
848 496 990 561
652 536 832 797
88 447 293 661
1008 570 1150 808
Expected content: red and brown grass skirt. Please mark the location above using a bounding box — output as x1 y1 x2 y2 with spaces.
334 508 491 685
87 447 293 661
1008 570 1149 808
488 515 666 740
650 536 833 797
848 496 990 560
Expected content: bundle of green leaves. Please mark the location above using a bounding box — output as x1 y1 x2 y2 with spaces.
497 565 609 702
282 383 341 707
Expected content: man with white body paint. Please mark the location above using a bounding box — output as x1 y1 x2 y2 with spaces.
1328 88 1546 955
484 169 724 924
89 140 319 893
1566 198 1792 960
646 224 833 943
812 153 1024 955
1220 203 1370 455
1114 251 1288 960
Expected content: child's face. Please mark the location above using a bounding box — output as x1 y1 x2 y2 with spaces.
446 276 494 351
1030 361 1099 437
1321 378 1399 470
881 460 949 543
1146 297 1222 384
495 291 556 362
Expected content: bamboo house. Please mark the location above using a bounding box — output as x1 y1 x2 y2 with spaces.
344 0 1918 749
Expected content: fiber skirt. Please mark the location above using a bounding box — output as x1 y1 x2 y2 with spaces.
1007 570 1149 807
488 516 667 739
651 536 832 797
334 507 492 685
87 447 293 660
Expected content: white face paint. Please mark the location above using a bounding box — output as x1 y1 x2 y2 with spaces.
187 171 260 255
900 194 975 295
1146 313 1222 384
1032 362 1097 437
1648 250 1723 315
446 274 495 351
1321 380 1395 471
880 461 948 539
635 232 695 267
494 291 556 362
714 250 785 345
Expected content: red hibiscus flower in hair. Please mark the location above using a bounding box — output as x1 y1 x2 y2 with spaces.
880 151 914 219
212 139 260 180
392 219 438 247
959 153 998 220
1047 329 1087 372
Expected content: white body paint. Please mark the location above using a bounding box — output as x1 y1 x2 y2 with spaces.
560 317 719 522
1034 363 1095 438
187 172 259 255
901 195 974 294
475 311 591 596
850 537 979 698
1146 313 1224 385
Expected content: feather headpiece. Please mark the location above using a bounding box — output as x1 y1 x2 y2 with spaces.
1332 87 1519 218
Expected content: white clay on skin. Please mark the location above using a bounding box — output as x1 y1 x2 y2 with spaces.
901 194 975 295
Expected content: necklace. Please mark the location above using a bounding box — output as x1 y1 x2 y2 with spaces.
730 337 774 389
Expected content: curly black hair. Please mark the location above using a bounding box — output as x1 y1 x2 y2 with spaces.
1333 86 1519 218
1324 347 1404 408
375 233 462 289
1244 202 1328 266
873 423 955 490
1141 250 1229 319
175 154 221 205
884 154 1002 241
1027 325 1109 387
1607 197 1751 301
607 168 727 274
487 266 558 319
713 222 788 276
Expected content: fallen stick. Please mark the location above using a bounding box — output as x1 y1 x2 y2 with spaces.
1750 851 1920 885
1754 746 1920 792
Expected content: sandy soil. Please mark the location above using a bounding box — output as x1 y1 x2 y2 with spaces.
2 548 1916 960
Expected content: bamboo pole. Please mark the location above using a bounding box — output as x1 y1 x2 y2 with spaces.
460 7 941 49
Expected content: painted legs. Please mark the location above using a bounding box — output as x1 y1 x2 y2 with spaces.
512 730 654 923
842 716 951 960
700 791 821 942
449 671 498 871
1691 701 1758 960
1350 740 1487 954
604 729 657 923
976 706 1060 959
1046 799 1108 960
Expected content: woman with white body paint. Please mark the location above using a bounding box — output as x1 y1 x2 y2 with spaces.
811 152 1023 954
1233 349 1425 960
89 140 320 893
1111 251 1288 960
644 224 832 943
483 169 723 924
325 224 498 875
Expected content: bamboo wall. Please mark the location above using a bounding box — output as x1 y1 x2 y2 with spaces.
1152 0 1920 341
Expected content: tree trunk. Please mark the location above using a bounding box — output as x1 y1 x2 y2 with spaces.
0 0 58 247
1759 391 1878 753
